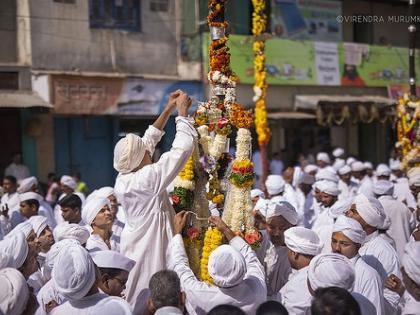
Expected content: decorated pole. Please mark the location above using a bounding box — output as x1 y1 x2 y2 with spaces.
408 0 416 96
252 0 271 191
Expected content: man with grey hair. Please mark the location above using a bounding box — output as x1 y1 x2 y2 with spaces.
147 270 185 315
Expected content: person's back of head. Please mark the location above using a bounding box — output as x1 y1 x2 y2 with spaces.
256 301 289 315
148 270 184 313
58 193 82 209
208 304 246 315
311 287 361 315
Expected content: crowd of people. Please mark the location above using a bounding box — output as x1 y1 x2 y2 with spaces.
0 91 420 315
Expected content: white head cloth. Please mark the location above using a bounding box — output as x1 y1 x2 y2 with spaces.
408 167 420 186
376 164 391 177
364 162 373 170
0 268 29 315
354 193 386 228
19 191 42 203
284 226 322 256
333 159 346 171
28 215 48 237
308 253 355 291
402 241 420 284
53 223 90 244
304 164 318 174
251 189 265 199
90 297 133 315
317 152 331 164
82 197 111 226
373 180 394 196
254 198 270 217
17 176 38 193
52 243 97 301
90 250 135 272
6 221 33 239
338 165 352 175
333 215 366 245
298 173 315 185
317 180 340 196
208 244 246 288
60 175 77 190
346 157 356 166
351 161 365 172
333 148 345 158
390 160 401 171
44 239 80 281
37 280 65 313
315 168 339 183
266 200 298 225
265 175 285 196
328 197 354 219
0 252 14 269
113 133 146 174
86 187 115 203
0 232 28 268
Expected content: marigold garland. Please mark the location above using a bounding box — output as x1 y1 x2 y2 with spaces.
200 227 223 284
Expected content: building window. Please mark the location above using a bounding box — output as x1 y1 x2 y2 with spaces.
89 0 140 32
54 0 76 3
150 0 168 12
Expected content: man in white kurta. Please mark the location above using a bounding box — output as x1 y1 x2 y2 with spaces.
338 165 358 200
373 180 416 257
168 214 266 315
352 161 374 198
114 91 196 314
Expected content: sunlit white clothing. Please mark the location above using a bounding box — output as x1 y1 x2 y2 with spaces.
50 292 108 315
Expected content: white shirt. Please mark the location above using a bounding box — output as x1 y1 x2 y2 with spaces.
39 200 56 229
400 291 420 315
394 177 417 210
168 235 267 315
338 179 358 200
1 192 22 228
50 292 108 314
114 119 196 315
85 233 119 252
278 266 312 315
351 255 385 315
379 195 416 258
359 231 401 314
296 189 315 228
358 176 374 198
4 163 30 180
155 306 183 315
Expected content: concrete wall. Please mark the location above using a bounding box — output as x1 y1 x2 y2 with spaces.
29 0 179 76
0 0 17 63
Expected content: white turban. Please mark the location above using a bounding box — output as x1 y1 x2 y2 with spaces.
52 243 97 301
90 250 135 272
0 268 29 315
44 239 80 281
402 241 420 284
19 191 42 203
298 173 315 185
87 187 115 203
28 215 48 237
408 167 420 187
333 215 366 245
0 252 14 269
338 165 352 175
113 133 146 174
315 168 339 183
328 197 354 219
60 175 77 190
254 198 270 217
6 221 33 239
317 180 340 196
90 297 133 315
373 180 394 196
265 175 285 196
346 157 356 166
208 244 246 288
333 159 346 171
364 162 373 170
284 227 322 256
37 280 65 312
53 223 90 245
0 232 28 268
354 194 386 228
251 189 265 199
376 164 391 177
82 197 111 226
317 152 331 164
17 176 38 193
304 165 318 174
266 200 298 225
390 160 401 171
351 161 365 172
333 148 345 158
308 253 355 291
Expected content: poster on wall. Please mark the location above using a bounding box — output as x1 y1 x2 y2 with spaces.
271 0 342 42
314 42 340 85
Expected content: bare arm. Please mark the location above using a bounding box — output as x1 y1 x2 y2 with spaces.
152 90 180 131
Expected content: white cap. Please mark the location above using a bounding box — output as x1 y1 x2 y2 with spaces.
19 192 42 203
376 164 391 177
364 162 373 170
338 165 352 175
284 227 322 256
317 152 331 164
333 148 345 158
28 215 48 237
315 167 339 183
251 189 265 199
304 165 318 174
354 194 386 229
298 173 315 185
390 160 401 171
317 180 340 196
265 175 285 196
346 157 356 166
266 200 298 225
333 215 366 245
17 176 38 193
373 180 394 196
90 250 135 273
351 161 365 172
254 198 270 217
60 175 77 190
82 197 111 226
